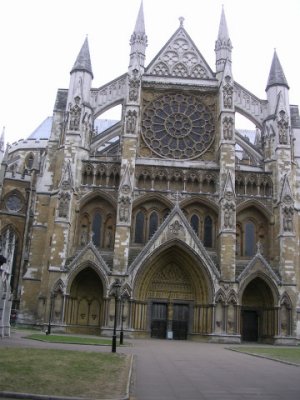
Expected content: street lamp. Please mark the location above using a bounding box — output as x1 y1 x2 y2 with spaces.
111 279 121 353
46 292 55 335
119 295 125 345
119 292 129 345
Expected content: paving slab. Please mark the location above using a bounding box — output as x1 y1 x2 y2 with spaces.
1 331 300 400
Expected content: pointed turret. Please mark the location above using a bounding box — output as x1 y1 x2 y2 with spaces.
266 50 289 91
70 37 93 79
215 6 232 75
265 50 290 117
129 0 148 71
67 37 93 118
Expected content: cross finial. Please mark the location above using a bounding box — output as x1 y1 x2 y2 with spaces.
179 16 184 27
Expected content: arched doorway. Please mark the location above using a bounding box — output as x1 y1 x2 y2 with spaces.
64 267 104 334
132 244 213 340
241 277 276 342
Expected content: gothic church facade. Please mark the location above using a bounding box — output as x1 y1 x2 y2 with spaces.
1 3 300 343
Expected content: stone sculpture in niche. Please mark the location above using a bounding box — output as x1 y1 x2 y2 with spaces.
69 96 81 131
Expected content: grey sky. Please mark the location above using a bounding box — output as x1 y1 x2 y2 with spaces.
0 0 299 145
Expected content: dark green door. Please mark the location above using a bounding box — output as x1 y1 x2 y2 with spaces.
172 304 189 340
242 310 258 341
151 303 167 339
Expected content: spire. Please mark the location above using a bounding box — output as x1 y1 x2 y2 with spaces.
129 1 148 70
215 6 232 75
266 50 289 91
70 37 93 79
134 0 146 34
218 5 230 40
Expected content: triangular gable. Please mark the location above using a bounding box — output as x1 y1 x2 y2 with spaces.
64 241 110 274
145 25 215 80
221 170 236 200
128 204 220 279
59 159 74 191
236 251 280 284
279 174 293 205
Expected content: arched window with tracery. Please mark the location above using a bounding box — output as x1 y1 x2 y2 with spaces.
203 216 213 247
25 153 34 169
148 211 158 239
92 212 102 247
135 211 145 244
245 221 255 256
190 214 199 235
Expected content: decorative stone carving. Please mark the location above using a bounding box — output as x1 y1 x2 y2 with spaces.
222 116 234 140
58 192 71 218
128 70 140 102
69 96 81 131
283 206 293 232
119 196 131 222
147 27 212 79
126 110 137 134
223 202 235 229
223 76 233 109
141 93 215 159
277 110 289 145
169 220 183 234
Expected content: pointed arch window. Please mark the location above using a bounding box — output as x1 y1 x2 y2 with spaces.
148 211 158 239
135 211 145 244
245 221 255 256
203 216 213 247
190 214 199 235
92 212 102 247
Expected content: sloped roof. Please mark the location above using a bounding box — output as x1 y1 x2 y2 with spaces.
28 117 52 139
266 51 289 90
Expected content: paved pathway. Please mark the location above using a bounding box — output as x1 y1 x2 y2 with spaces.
1 331 300 400
126 339 300 400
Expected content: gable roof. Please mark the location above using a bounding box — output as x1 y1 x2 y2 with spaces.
145 24 215 80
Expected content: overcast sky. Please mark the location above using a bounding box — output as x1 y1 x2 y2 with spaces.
0 0 299 146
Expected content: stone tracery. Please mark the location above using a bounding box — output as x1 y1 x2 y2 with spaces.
141 93 215 159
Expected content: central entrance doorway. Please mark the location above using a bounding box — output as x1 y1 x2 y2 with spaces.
151 302 189 340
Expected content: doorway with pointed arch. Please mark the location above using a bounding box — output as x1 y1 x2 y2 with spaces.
133 243 214 340
240 276 277 342
64 265 105 334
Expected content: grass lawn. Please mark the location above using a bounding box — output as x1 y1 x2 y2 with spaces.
229 346 300 365
0 348 131 399
24 333 114 346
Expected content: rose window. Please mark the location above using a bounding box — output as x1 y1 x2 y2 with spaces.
141 94 215 159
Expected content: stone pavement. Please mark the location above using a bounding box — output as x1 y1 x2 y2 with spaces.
125 339 300 400
1 331 300 400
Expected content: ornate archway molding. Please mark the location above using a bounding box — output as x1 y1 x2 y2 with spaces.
128 204 220 300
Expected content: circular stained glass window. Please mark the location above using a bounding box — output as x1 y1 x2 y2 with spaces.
141 94 215 159
6 194 22 212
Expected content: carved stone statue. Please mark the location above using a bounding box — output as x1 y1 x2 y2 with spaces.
277 110 289 145
69 96 81 131
223 76 233 109
126 110 137 133
119 196 131 222
223 116 234 140
283 206 293 232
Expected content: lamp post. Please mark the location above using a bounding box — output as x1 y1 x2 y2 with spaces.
119 295 125 345
46 292 55 335
111 279 121 353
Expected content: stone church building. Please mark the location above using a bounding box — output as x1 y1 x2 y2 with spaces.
1 3 300 343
